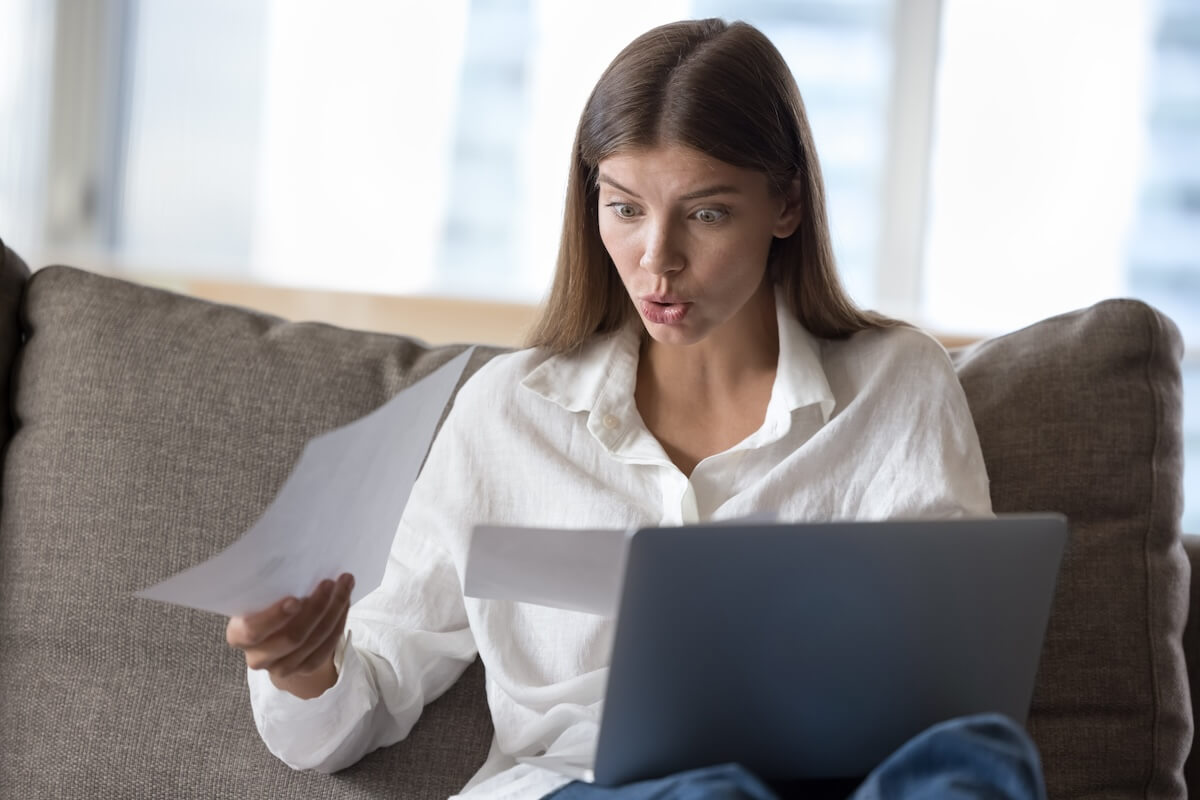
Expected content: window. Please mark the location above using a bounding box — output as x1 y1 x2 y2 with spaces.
0 0 54 257
1 0 1195 527
923 0 1199 530
1132 0 1200 533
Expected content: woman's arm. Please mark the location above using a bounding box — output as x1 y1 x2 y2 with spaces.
235 381 484 773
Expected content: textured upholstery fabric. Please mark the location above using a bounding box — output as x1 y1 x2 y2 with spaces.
1184 535 1200 796
0 266 499 798
1 266 1193 799
953 300 1191 800
0 240 30 488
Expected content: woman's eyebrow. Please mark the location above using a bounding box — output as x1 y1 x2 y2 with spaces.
597 174 641 197
597 174 741 201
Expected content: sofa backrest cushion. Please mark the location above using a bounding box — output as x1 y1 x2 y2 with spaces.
2 267 1192 799
954 299 1191 800
0 241 30 491
0 266 499 798
1182 534 1200 794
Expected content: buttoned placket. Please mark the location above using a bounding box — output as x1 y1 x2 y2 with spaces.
586 404 698 526
659 470 699 526
595 402 803 527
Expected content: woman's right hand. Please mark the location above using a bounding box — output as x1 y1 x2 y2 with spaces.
225 572 355 699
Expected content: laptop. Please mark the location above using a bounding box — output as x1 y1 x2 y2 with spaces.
528 513 1067 786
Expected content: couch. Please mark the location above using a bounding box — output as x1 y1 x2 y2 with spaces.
0 239 1194 799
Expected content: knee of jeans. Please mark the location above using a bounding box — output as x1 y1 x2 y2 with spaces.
865 714 1046 800
939 714 1045 797
926 713 1040 758
668 763 779 800
951 714 1037 751
956 713 1026 735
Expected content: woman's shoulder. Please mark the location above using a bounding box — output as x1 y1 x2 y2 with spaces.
454 329 631 411
434 340 612 449
820 323 958 389
452 346 554 406
426 348 554 454
824 321 947 357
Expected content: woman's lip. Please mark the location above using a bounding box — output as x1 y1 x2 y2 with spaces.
640 294 686 304
641 299 691 325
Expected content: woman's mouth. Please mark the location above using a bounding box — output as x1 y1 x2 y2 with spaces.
640 298 691 325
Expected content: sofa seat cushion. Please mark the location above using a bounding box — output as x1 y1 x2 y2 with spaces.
0 266 499 798
954 299 1190 800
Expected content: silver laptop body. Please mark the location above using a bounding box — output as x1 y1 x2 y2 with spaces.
536 514 1067 786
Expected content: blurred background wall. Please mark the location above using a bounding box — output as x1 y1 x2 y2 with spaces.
1 0 1197 527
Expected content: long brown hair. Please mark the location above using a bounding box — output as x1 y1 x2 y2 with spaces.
526 18 898 353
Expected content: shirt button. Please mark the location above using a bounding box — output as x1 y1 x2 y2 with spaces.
603 414 619 430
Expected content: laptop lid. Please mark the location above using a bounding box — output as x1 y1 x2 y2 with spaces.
589 513 1067 786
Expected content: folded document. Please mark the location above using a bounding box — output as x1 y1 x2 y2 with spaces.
465 512 777 617
135 348 475 617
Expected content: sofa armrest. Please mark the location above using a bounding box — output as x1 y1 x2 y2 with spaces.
1183 533 1200 795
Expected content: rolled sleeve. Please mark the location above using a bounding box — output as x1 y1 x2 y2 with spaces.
247 631 378 771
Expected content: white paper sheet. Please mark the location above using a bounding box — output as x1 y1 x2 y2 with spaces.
465 525 634 617
135 348 475 617
464 512 778 617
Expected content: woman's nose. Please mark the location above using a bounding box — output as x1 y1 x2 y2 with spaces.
639 221 684 275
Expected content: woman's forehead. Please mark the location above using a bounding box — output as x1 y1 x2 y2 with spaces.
597 144 767 196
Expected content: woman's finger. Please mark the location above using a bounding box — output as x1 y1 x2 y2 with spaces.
240 579 337 670
293 599 351 677
271 574 354 678
226 593 302 649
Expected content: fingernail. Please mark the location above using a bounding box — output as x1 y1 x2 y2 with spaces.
282 598 299 614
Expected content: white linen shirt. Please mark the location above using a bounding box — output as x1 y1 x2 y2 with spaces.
248 292 993 800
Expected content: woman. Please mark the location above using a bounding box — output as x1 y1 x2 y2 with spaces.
226 18 1045 800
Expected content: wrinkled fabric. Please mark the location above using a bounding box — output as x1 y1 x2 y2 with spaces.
855 714 1045 800
249 292 993 800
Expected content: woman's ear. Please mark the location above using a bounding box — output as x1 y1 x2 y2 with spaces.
772 176 805 238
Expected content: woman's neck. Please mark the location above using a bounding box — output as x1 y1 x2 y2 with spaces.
637 286 780 404
633 288 780 476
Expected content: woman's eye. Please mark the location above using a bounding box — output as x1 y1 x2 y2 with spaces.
695 208 726 224
609 203 637 219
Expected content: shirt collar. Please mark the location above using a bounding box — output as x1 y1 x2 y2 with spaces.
769 287 836 426
521 288 835 441
521 324 641 416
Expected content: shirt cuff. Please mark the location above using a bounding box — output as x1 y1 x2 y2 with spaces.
247 630 369 722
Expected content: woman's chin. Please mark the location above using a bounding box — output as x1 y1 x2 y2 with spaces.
640 317 708 348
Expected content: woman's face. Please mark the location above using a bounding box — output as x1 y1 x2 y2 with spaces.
597 143 801 349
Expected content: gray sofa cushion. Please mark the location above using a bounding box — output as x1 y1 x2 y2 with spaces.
0 241 30 487
1183 534 1200 794
2 265 1191 798
0 266 499 798
954 299 1190 800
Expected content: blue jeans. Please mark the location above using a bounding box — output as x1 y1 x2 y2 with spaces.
544 713 1046 800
